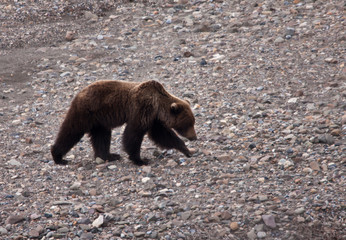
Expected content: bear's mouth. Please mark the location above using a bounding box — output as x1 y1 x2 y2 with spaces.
186 134 197 141
175 128 197 141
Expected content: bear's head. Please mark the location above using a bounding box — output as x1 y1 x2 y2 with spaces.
169 101 197 141
137 80 197 141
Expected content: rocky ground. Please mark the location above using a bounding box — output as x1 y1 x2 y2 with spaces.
0 0 345 239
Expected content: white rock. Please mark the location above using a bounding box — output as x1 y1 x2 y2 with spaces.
274 37 285 44
257 231 267 238
288 97 298 103
306 4 314 9
141 177 151 183
295 207 305 214
108 165 117 170
12 120 21 125
0 227 8 235
70 182 81 190
211 53 225 61
92 215 104 228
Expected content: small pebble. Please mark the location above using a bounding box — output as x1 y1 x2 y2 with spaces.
230 222 239 231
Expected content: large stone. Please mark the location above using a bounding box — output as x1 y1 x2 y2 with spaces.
318 134 334 145
262 215 276 229
70 182 81 190
92 215 104 228
0 227 8 235
6 214 26 224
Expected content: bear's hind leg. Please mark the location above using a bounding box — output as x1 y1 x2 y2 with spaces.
90 126 120 162
148 120 191 157
123 125 148 166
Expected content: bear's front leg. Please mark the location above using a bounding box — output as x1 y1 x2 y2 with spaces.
51 125 85 165
148 120 192 158
122 125 148 166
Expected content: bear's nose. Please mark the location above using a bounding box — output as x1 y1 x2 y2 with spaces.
188 135 197 141
186 129 197 141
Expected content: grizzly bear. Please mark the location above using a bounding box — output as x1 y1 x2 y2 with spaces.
51 80 197 166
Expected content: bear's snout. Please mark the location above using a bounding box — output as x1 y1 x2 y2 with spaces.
185 127 197 141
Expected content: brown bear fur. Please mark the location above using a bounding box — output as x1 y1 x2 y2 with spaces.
51 80 197 166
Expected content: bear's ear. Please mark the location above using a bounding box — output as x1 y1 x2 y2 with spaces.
171 103 182 114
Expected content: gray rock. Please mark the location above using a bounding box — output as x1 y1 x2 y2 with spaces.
0 227 8 235
220 211 232 220
285 27 295 37
247 229 256 240
134 232 146 237
258 195 268 202
147 213 159 222
57 227 69 233
318 134 334 145
52 233 67 239
80 232 94 240
6 214 26 224
78 218 92 224
295 207 305 214
84 11 98 21
254 224 264 232
180 211 191 220
310 161 320 171
183 91 195 98
262 215 276 229
60 72 71 77
8 159 21 166
257 231 267 238
166 159 178 167
95 157 105 164
150 231 158 238
52 201 72 206
27 229 38 238
274 37 285 44
142 166 151 173
194 23 211 32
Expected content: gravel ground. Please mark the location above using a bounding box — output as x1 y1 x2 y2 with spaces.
0 0 345 239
